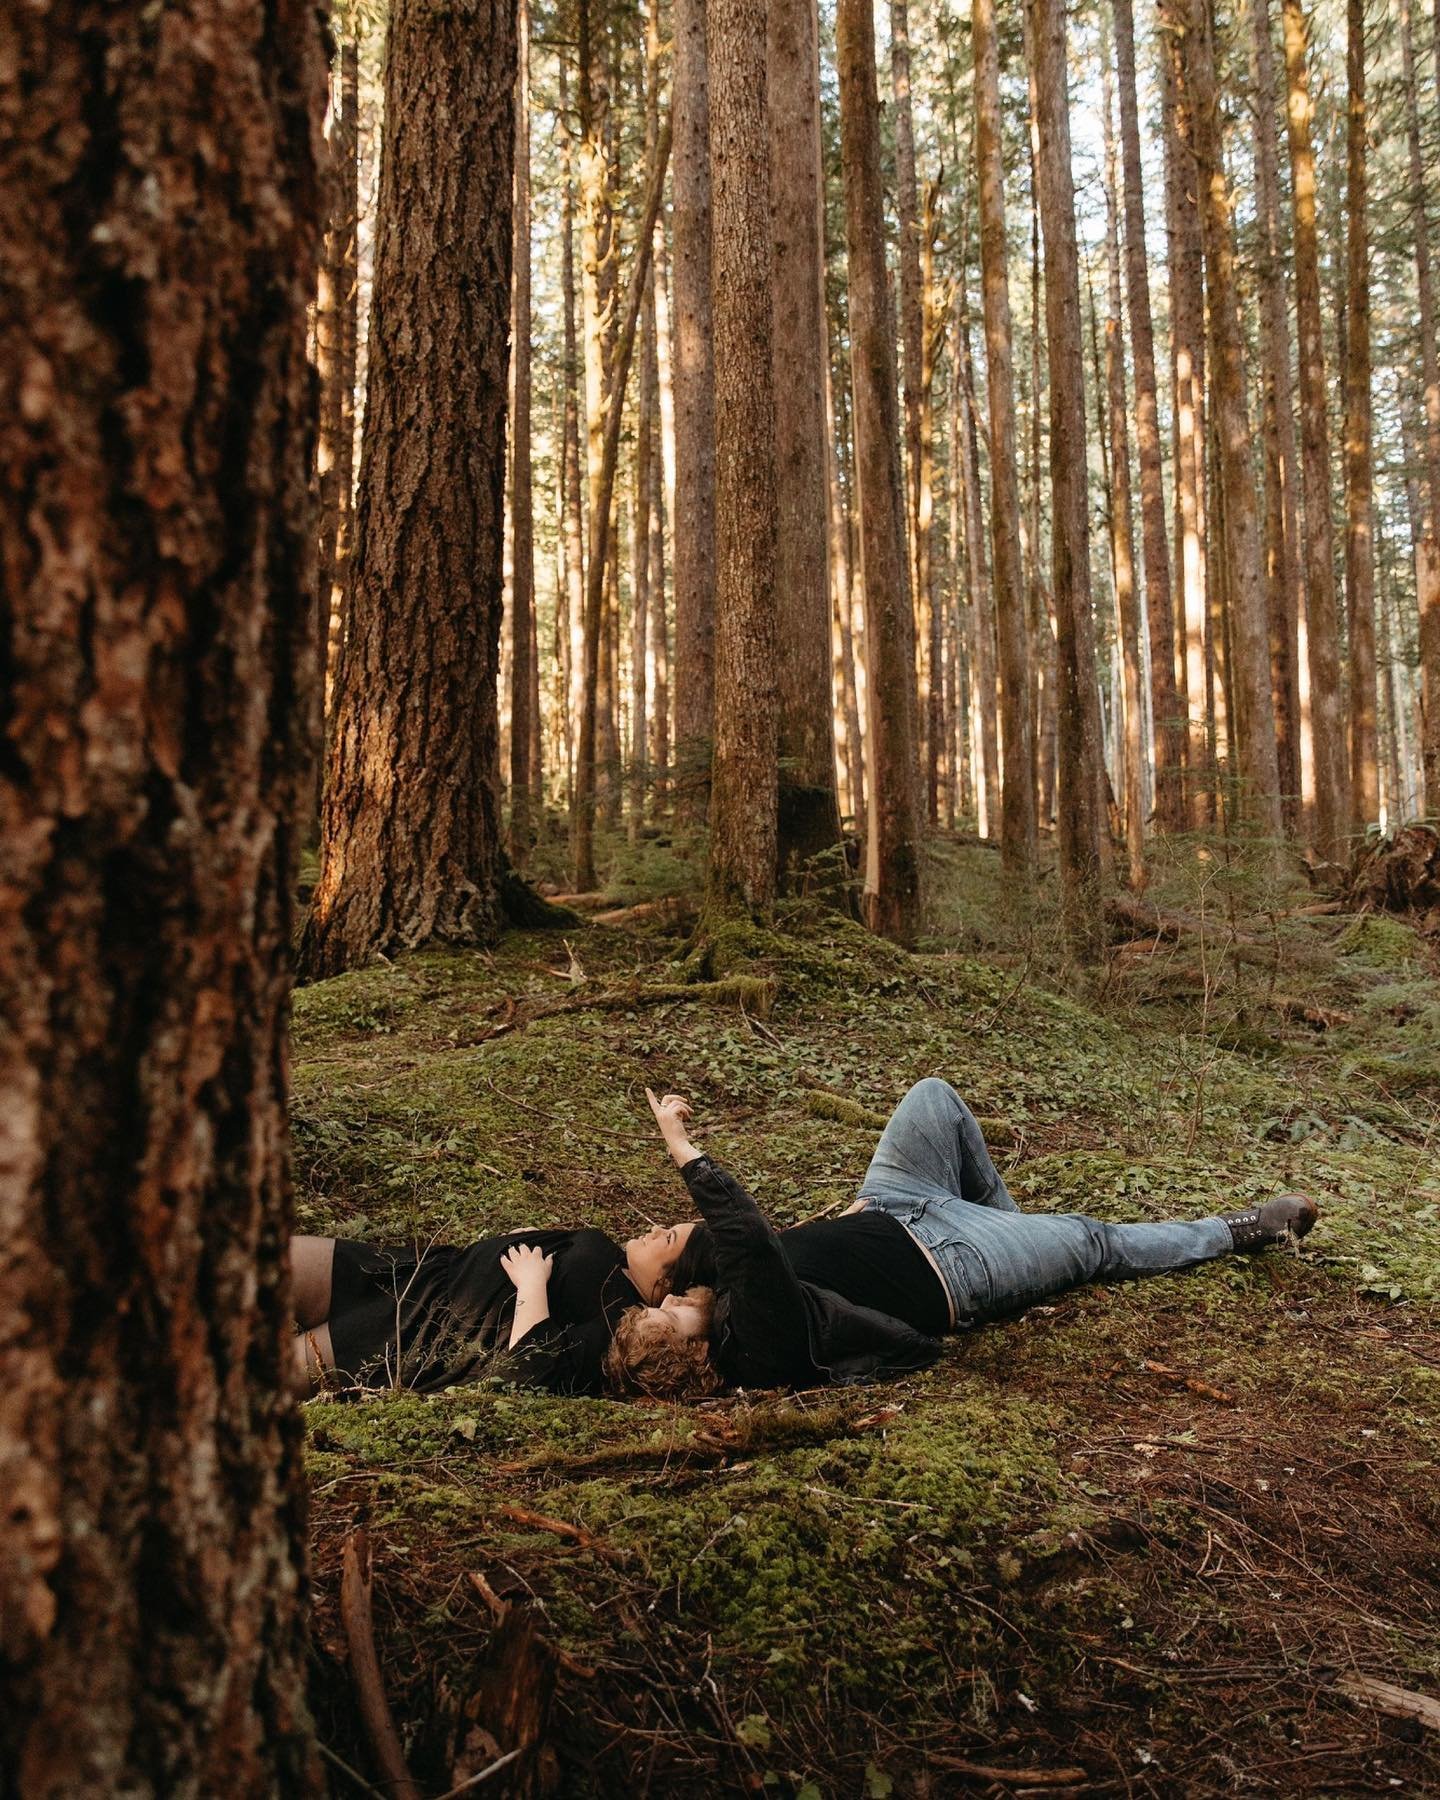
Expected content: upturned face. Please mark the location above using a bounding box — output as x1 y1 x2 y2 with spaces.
622 1220 697 1303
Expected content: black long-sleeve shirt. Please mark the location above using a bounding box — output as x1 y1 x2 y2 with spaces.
680 1155 941 1390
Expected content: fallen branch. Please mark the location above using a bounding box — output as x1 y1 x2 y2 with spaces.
1335 1673 1440 1731
499 1504 623 1563
929 1756 1089 1786
1139 1360 1236 1406
339 1528 422 1800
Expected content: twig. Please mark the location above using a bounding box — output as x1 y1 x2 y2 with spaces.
317 1740 390 1800
929 1756 1089 1786
1139 1359 1237 1405
339 1528 422 1800
499 1503 624 1563
431 1747 525 1798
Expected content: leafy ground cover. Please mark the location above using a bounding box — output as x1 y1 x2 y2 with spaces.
296 833 1440 1797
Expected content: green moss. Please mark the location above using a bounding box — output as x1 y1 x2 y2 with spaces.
1336 912 1425 970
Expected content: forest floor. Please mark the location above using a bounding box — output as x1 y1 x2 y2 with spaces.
294 827 1440 1799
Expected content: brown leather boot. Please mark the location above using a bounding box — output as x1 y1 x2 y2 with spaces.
1223 1193 1319 1251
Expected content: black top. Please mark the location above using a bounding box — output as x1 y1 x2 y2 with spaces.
782 1211 950 1338
680 1155 941 1391
327 1228 641 1396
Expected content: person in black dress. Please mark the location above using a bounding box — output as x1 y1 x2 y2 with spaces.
289 1214 697 1398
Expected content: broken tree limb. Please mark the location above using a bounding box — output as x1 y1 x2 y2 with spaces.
928 1756 1089 1786
339 1528 422 1800
1335 1673 1440 1731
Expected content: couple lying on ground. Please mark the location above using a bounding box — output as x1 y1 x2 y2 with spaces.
290 1077 1318 1400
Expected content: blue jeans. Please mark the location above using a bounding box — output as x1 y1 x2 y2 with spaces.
860 1078 1234 1328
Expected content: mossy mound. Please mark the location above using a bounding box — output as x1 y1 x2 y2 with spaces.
299 842 1440 1795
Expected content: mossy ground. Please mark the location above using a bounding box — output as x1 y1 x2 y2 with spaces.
297 828 1440 1797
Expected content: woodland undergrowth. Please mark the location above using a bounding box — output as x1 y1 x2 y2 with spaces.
295 823 1440 1799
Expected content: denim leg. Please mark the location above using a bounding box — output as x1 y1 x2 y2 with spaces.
948 1204 1235 1323
862 1077 1018 1212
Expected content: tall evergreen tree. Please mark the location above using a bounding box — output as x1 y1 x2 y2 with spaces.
0 2 326 1785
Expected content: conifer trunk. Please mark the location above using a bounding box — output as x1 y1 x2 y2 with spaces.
705 0 779 918
1251 0 1305 831
672 0 718 805
558 60 586 803
1400 0 1440 814
1 3 326 1786
1114 0 1183 832
837 0 923 940
1282 0 1348 857
1160 0 1212 820
974 0 1037 872
1030 0 1107 956
1344 0 1377 832
303 0 518 975
510 0 536 867
1187 0 1282 835
770 0 844 889
1102 47 1147 887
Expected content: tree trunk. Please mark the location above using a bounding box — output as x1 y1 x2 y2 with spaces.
1160 0 1213 821
302 0 517 976
973 0 1038 873
956 271 1000 841
1400 0 1440 815
1282 0 1347 858
770 0 845 891
672 0 718 808
651 203 676 795
1250 0 1305 832
1187 0 1282 836
891 0 928 777
1113 0 1182 833
837 0 923 941
558 58 586 805
1029 0 1107 957
570 123 673 890
510 0 535 867
920 189 945 830
1102 44 1147 888
0 2 325 1788
705 0 779 918
1343 0 1377 833
827 363 867 827
326 37 361 753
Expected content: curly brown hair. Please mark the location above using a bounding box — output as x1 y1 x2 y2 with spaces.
603 1289 723 1399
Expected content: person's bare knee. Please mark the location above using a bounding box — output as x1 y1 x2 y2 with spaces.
289 1236 337 1328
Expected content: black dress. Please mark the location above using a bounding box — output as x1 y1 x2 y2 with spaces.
327 1228 642 1395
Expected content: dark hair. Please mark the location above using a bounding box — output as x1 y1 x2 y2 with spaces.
664 1224 716 1297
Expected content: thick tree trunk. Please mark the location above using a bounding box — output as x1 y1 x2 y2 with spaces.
1282 0 1348 858
973 0 1037 873
510 0 535 867
672 0 718 807
1160 0 1213 820
1187 0 1282 836
1250 0 1305 832
705 0 779 917
1102 47 1147 888
1401 0 1440 814
0 2 325 1789
1114 0 1183 833
302 0 517 976
326 38 361 747
837 0 923 940
1344 0 1377 832
770 0 845 891
1029 0 1108 956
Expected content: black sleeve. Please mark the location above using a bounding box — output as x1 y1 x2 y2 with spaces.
679 1155 814 1385
502 1314 607 1395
